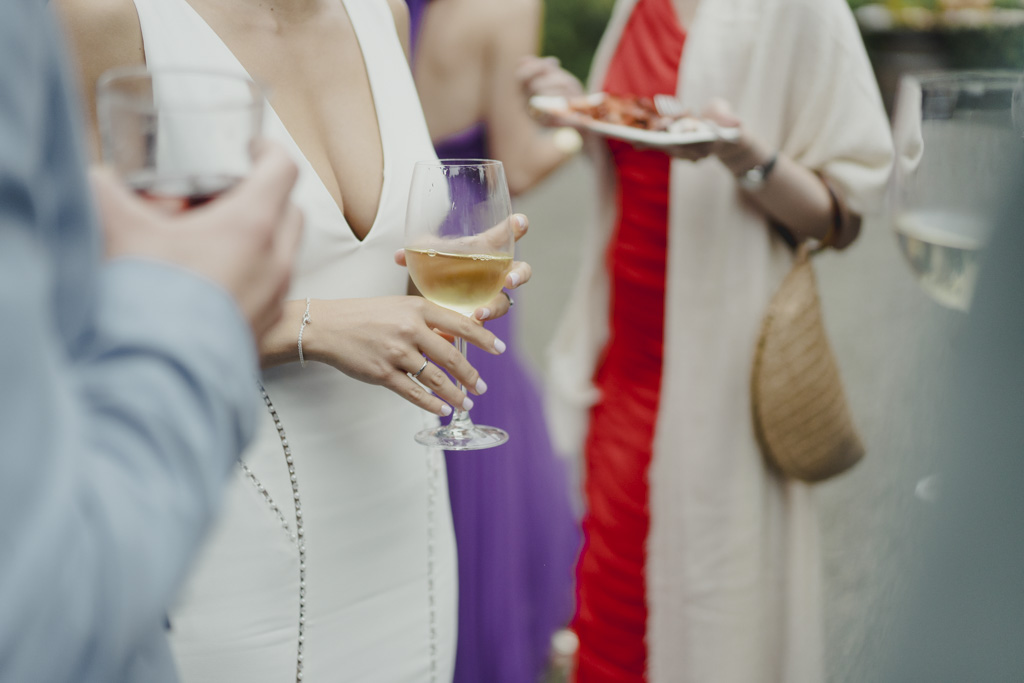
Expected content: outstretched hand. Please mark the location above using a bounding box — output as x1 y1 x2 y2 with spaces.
636 99 753 164
700 99 769 177
517 56 588 130
517 56 585 100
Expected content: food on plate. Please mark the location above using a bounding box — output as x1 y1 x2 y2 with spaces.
564 93 706 134
528 92 724 146
566 94 674 131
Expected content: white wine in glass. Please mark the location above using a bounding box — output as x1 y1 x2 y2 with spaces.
404 249 513 316
893 209 987 311
405 159 515 451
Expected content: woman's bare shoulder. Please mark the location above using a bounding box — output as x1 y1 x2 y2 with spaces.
55 0 144 156
384 0 411 35
436 0 540 34
479 0 541 42
384 0 411 58
481 0 540 24
55 0 144 74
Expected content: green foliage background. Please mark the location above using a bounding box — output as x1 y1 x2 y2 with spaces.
540 0 1024 84
847 0 1021 7
541 0 615 81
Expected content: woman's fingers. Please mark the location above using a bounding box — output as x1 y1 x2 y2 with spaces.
398 212 524 262
516 56 585 99
430 326 456 343
473 260 529 321
386 370 456 417
663 142 714 161
418 333 488 402
505 260 531 289
418 329 488 401
516 56 563 96
476 290 515 321
472 213 527 254
472 259 529 322
516 55 557 79
511 213 528 242
531 72 584 98
700 99 745 161
422 302 506 356
401 354 470 412
701 98 742 128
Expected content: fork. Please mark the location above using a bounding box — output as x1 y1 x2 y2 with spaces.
653 94 740 141
653 94 687 119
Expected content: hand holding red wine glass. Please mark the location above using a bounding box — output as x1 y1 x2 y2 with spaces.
96 66 265 210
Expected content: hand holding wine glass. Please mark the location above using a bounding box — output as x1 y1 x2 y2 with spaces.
308 211 529 417
93 65 303 340
97 66 265 210
286 296 507 418
395 211 532 322
91 142 303 341
403 159 518 450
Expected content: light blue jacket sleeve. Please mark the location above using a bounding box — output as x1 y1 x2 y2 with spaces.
0 2 260 681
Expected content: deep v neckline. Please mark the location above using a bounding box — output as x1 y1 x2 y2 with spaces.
177 0 389 244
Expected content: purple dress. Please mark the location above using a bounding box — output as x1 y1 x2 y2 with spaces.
406 2 581 681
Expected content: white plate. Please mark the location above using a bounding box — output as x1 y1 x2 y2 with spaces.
529 93 740 147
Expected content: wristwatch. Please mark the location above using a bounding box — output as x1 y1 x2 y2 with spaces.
737 152 778 192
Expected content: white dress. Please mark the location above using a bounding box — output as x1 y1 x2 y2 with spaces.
129 1 458 681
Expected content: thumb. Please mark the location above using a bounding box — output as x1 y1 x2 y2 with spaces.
703 98 742 128
511 213 529 242
205 140 299 226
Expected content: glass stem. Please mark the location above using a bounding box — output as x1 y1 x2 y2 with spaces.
449 336 474 427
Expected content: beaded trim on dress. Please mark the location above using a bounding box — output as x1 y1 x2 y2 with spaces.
244 382 442 681
241 382 308 683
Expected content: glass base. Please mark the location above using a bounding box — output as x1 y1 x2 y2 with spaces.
414 423 509 451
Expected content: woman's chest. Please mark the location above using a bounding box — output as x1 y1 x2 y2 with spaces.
202 11 387 240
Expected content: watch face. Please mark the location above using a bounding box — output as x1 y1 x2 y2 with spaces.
739 167 764 191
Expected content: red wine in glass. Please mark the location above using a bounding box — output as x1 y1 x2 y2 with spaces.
128 172 241 212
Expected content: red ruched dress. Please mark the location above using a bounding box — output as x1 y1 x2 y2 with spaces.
572 0 686 679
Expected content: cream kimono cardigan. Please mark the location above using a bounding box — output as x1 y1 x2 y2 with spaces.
546 0 893 680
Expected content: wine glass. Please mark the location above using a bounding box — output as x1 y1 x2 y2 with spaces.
889 70 1023 311
96 66 264 210
404 159 516 451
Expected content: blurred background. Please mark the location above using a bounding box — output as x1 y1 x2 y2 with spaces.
542 0 1024 88
514 2 1023 681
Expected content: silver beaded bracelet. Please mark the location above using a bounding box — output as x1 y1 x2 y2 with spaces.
298 297 312 368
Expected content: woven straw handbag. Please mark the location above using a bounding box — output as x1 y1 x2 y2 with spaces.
751 181 865 482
